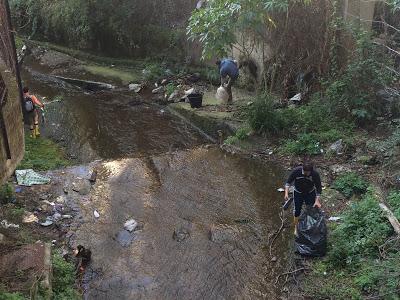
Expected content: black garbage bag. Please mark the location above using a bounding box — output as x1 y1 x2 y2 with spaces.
295 206 327 257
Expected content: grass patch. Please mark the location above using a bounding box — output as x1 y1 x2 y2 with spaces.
51 253 81 299
18 135 70 171
332 172 369 198
224 126 252 145
83 65 141 84
0 291 26 300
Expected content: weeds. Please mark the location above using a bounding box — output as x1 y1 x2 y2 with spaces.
0 184 14 204
332 172 369 198
18 135 70 171
51 253 80 300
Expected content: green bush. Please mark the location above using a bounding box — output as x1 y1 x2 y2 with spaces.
247 93 287 134
387 190 400 220
324 30 393 124
224 126 251 145
280 133 322 155
0 184 14 204
327 191 392 268
332 172 369 198
52 253 80 300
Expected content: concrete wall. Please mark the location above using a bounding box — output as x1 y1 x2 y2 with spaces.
343 0 378 30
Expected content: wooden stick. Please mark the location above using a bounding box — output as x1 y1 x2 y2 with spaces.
379 203 400 235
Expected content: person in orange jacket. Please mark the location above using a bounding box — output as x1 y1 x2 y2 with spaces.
23 87 44 138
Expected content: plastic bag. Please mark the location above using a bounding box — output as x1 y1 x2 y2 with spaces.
295 206 327 257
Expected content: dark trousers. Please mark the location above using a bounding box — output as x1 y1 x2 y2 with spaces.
294 190 316 217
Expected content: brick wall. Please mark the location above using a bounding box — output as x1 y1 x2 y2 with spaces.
0 0 24 185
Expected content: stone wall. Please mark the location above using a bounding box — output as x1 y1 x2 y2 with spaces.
0 0 24 185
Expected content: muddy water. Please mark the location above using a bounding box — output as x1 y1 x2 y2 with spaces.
23 57 290 299
66 149 290 300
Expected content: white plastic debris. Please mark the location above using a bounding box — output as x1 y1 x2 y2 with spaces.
1 220 20 229
94 210 100 218
184 88 195 95
40 219 53 227
124 219 138 232
290 93 302 102
277 188 285 192
328 216 342 222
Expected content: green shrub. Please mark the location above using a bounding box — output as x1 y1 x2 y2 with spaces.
52 253 80 300
280 133 322 155
332 172 369 198
324 30 393 124
224 126 251 145
141 63 166 82
165 83 176 96
0 184 14 204
247 93 287 134
327 191 392 268
387 190 400 220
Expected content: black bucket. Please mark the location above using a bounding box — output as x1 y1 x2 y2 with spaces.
187 93 203 108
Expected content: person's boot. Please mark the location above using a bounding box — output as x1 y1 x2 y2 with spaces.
34 124 40 137
30 128 36 139
293 216 299 236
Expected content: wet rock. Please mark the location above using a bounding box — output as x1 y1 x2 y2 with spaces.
63 186 69 194
115 230 135 247
72 180 91 195
328 139 344 155
128 83 142 93
173 227 190 242
152 86 164 94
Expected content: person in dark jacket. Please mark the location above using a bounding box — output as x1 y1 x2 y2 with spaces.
284 161 322 234
216 58 239 104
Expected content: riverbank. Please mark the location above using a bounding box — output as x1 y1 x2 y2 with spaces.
4 41 399 299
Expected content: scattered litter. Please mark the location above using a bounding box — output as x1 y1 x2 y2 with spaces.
22 212 39 224
15 187 22 193
160 109 165 114
277 188 285 192
328 216 341 222
1 220 20 229
40 219 53 227
55 196 66 204
246 101 254 106
42 200 55 206
124 219 138 232
271 256 277 262
15 169 50 186
94 210 100 218
184 88 195 95
269 151 273 155
290 93 302 102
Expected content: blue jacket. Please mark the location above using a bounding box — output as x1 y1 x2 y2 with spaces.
219 59 239 80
